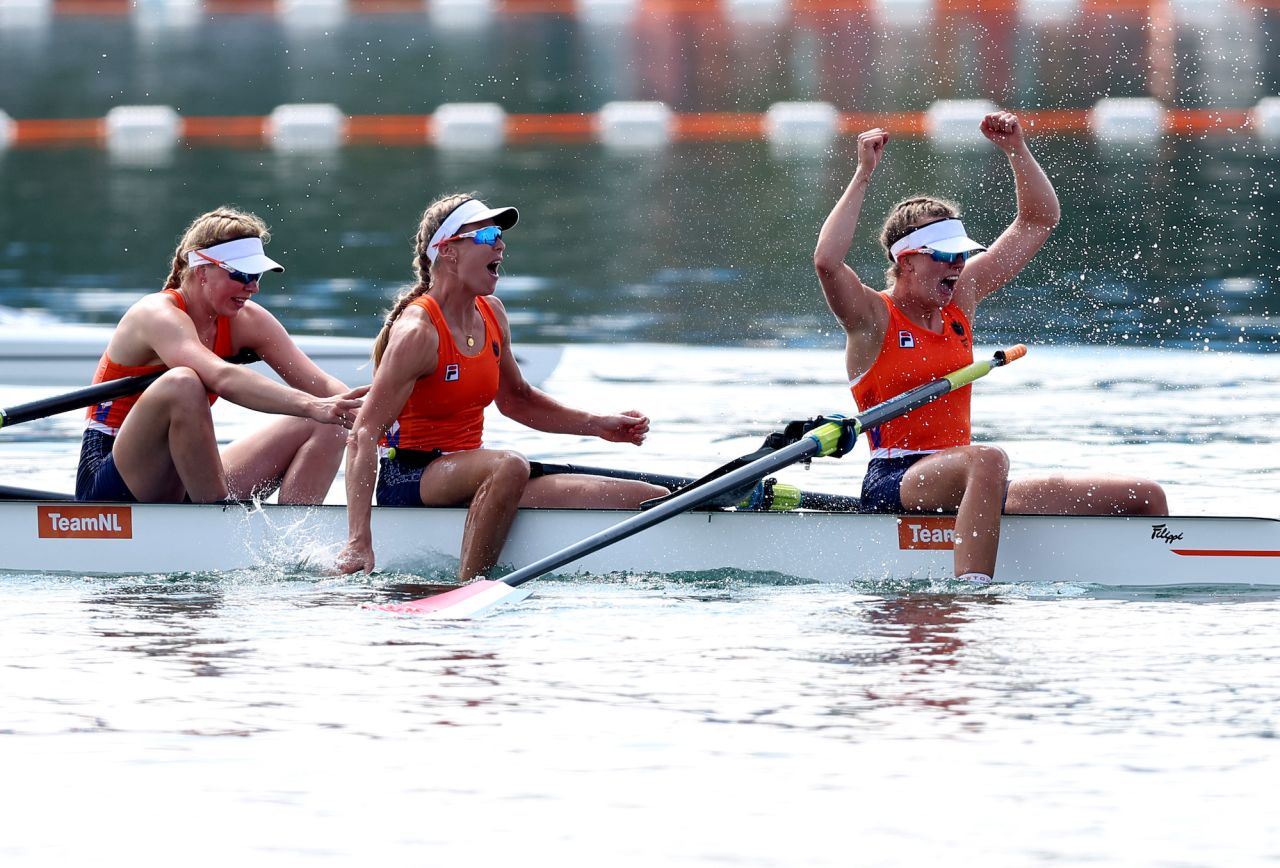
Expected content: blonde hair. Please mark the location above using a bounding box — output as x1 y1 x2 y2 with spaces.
371 192 475 368
879 196 960 287
163 207 271 290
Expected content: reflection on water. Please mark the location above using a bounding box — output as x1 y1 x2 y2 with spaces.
1 136 1277 351
1 5 1277 116
1 7 1278 351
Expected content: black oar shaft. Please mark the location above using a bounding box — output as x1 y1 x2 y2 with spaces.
495 346 1027 591
500 436 824 589
0 350 260 429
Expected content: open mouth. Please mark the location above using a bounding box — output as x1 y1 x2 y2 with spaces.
487 258 502 277
940 276 958 292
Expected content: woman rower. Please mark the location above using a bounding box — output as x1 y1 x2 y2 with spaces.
336 194 667 580
76 206 365 504
815 112 1168 584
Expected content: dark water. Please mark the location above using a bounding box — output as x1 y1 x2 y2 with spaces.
1 135 1278 351
1 6 1278 351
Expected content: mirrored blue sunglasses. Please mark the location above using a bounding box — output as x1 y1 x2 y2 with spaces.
432 225 504 250
901 247 973 264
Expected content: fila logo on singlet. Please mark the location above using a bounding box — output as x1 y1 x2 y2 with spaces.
898 330 915 349
445 363 460 382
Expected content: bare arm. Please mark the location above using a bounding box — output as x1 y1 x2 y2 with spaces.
232 303 356 397
111 296 361 425
336 315 436 574
489 298 649 445
957 111 1061 309
814 128 893 379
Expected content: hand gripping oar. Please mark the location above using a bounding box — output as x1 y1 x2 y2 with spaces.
0 350 260 430
375 345 1027 618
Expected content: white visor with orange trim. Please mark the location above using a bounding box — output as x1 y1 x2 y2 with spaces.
889 218 986 262
426 198 520 263
186 237 284 273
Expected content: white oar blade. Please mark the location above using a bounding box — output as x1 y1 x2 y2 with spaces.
364 579 533 619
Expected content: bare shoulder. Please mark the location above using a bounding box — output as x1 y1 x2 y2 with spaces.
480 294 512 330
381 306 439 379
108 291 190 363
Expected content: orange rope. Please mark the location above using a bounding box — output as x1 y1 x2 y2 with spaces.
6 109 1259 149
14 118 104 145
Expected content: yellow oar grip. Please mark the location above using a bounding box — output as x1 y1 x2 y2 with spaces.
807 421 847 458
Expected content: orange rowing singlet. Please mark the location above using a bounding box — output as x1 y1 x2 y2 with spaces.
85 289 233 435
382 295 502 453
850 292 973 458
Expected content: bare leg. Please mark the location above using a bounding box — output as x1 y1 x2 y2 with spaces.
112 368 227 503
222 416 348 504
898 445 1010 578
1006 475 1168 516
416 449 533 581
519 473 668 509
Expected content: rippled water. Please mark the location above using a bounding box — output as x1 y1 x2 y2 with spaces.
5 6 1280 862
3 344 1280 865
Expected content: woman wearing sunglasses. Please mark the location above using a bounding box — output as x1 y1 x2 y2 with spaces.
336 194 666 580
815 111 1167 584
75 206 366 504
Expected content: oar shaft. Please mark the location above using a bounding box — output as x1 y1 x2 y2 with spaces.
496 345 1027 591
0 350 260 430
499 436 824 589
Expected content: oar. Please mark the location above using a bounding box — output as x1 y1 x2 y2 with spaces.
534 462 864 512
0 350 260 430
371 344 1027 619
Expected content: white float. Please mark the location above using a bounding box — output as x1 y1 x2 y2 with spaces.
1089 97 1165 147
765 101 839 152
432 102 507 150
576 0 638 25
597 101 674 150
268 103 347 151
1253 97 1280 146
104 105 181 153
925 99 998 149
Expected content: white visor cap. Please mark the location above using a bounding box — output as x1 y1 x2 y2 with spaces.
889 218 986 262
187 237 284 273
426 198 520 263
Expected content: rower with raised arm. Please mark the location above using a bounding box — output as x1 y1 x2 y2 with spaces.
76 207 366 504
814 111 1168 584
336 194 668 581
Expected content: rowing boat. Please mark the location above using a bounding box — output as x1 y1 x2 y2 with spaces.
5 498 1277 586
0 311 563 387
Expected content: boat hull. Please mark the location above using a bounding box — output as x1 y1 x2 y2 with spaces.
5 500 1279 587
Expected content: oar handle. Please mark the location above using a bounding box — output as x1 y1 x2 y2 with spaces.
0 349 261 430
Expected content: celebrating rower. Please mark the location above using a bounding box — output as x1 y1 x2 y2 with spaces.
814 112 1168 584
336 194 667 580
76 207 365 505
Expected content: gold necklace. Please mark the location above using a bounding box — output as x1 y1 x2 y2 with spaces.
466 335 475 348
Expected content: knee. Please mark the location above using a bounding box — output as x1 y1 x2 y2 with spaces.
965 445 1010 484
151 368 211 410
487 451 531 492
1128 479 1168 515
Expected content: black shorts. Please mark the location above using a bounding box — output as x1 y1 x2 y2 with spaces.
860 453 1010 514
860 454 928 513
75 429 137 502
375 450 444 507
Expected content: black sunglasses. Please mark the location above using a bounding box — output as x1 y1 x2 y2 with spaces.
194 250 262 285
